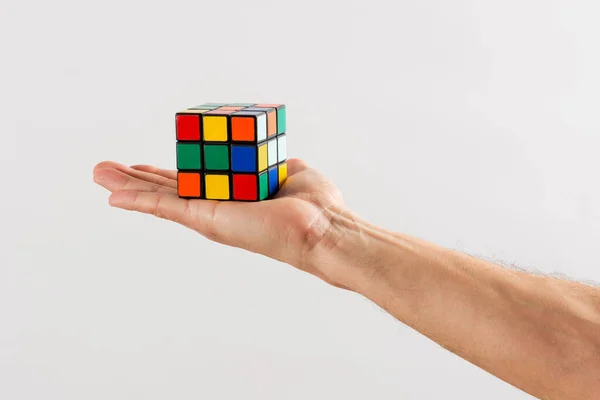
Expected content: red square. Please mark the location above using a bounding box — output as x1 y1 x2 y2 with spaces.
176 115 200 140
233 174 257 201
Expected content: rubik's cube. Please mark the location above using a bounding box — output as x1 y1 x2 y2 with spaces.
175 103 287 201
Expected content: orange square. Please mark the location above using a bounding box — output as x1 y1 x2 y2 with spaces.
217 106 244 111
178 172 201 197
267 110 277 137
205 110 235 115
255 104 282 108
232 117 255 141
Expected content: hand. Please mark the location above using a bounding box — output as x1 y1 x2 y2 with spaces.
93 159 349 288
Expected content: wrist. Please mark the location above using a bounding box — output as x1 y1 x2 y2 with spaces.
301 205 393 292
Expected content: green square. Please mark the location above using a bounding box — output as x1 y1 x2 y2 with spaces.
177 143 201 170
204 145 230 170
197 103 227 107
277 107 286 134
259 172 269 200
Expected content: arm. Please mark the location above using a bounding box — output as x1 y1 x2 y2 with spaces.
93 159 600 400
309 206 600 400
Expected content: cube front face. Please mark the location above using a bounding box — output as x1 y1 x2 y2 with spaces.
175 103 287 201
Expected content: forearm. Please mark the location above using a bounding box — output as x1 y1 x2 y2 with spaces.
310 207 600 399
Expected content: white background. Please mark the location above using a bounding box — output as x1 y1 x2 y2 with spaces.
2 1 600 399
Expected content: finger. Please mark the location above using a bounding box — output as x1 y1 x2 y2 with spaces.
130 165 177 181
286 158 309 176
108 190 191 226
110 188 275 253
94 161 177 189
108 190 233 242
94 167 177 194
108 189 207 232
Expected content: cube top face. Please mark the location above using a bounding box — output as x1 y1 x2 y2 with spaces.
176 103 287 201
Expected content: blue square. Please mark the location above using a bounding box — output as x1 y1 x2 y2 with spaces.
231 146 257 172
268 166 278 195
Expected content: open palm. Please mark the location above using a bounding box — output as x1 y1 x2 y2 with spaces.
93 158 346 284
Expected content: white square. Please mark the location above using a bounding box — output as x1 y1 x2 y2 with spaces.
268 139 277 167
277 135 287 162
256 113 267 142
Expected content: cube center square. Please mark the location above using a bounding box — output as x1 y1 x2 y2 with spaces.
175 102 288 201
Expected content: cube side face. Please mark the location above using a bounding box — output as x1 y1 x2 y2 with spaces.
204 144 230 171
267 138 278 167
176 114 201 141
277 107 286 134
178 172 202 198
177 143 202 170
278 162 288 186
233 174 258 201
268 166 279 196
205 173 230 200
175 103 287 201
231 145 258 173
231 116 255 141
203 116 230 142
259 171 269 200
258 142 268 172
277 134 287 163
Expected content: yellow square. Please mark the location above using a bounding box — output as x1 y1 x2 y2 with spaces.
205 174 230 200
178 109 209 114
258 144 268 172
278 162 287 186
203 116 228 141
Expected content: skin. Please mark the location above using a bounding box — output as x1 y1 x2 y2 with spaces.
93 158 600 400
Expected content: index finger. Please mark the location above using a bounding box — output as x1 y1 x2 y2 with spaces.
130 165 177 181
